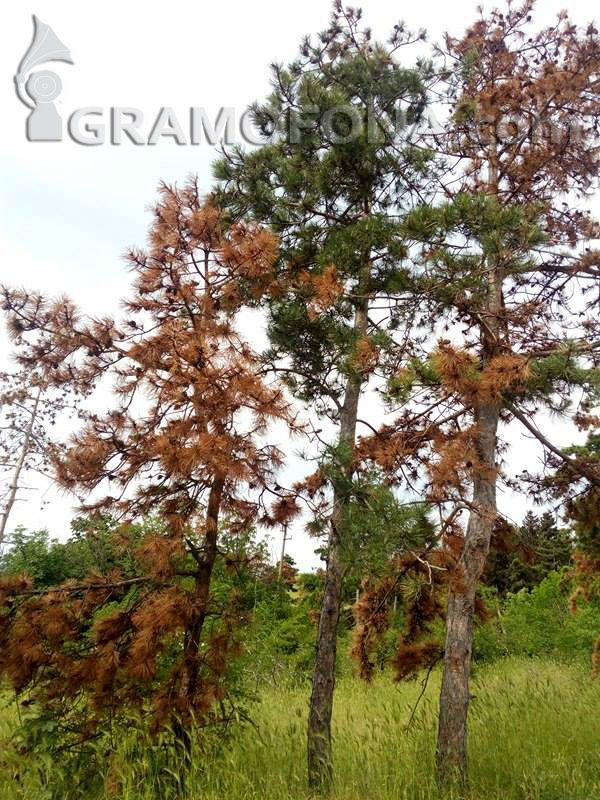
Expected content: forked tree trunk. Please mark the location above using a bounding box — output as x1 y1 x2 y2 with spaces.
307 294 369 791
436 401 499 784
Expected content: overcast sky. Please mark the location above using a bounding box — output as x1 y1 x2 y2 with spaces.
0 0 595 569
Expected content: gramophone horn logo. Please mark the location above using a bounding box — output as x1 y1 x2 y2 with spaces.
15 15 74 142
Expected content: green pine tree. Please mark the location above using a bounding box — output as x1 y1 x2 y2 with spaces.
215 3 435 787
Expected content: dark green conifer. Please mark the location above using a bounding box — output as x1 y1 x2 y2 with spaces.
215 2 435 787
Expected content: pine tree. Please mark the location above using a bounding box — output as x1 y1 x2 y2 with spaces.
373 2 600 783
215 3 433 787
484 512 573 596
0 181 299 754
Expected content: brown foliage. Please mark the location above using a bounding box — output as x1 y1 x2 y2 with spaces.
0 180 299 743
303 265 344 319
351 553 446 683
392 641 443 682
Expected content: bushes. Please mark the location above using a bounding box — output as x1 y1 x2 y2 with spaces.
474 571 600 663
245 566 600 679
250 567 600 680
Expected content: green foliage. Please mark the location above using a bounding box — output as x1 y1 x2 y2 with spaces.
0 522 116 587
1 528 87 586
342 485 436 577
521 351 600 409
403 193 547 277
484 512 574 596
386 357 441 403
474 572 600 662
242 575 321 683
0 517 148 587
308 444 437 573
215 20 435 414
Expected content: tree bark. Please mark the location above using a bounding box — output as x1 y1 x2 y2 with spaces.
436 399 499 784
436 130 504 784
176 474 225 759
307 293 368 791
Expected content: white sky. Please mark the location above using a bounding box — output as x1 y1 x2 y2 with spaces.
0 0 596 570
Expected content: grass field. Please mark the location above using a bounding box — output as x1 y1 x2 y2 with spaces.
1 657 598 800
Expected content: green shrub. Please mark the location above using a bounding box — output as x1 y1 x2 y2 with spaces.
474 571 600 662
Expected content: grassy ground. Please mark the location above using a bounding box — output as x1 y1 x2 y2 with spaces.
1 657 598 799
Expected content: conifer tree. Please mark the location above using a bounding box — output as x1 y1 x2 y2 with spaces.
0 180 298 753
215 3 433 787
370 1 600 783
484 511 573 596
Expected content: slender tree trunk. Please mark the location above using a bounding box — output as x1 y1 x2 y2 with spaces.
278 523 288 581
436 400 499 784
436 134 503 785
307 291 369 791
0 386 41 547
176 474 224 758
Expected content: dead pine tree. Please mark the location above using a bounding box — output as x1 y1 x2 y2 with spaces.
0 180 300 758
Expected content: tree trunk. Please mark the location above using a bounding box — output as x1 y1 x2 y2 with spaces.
176 474 224 759
278 524 288 581
0 386 41 547
436 136 504 783
307 295 368 791
436 402 499 784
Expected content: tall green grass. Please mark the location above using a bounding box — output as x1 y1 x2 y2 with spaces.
1 658 598 800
